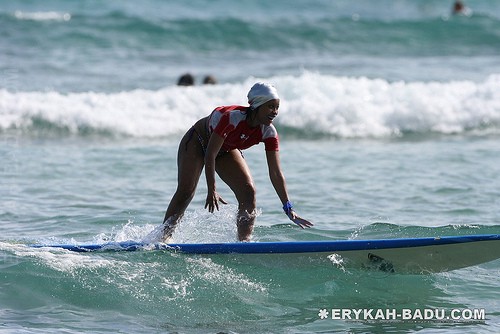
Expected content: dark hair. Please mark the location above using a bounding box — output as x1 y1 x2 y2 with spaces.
203 75 217 85
177 73 194 86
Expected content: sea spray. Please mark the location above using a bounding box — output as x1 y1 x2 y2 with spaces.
2 73 499 138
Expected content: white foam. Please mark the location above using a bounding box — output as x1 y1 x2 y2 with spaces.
140 206 242 244
275 72 500 137
0 241 114 273
14 11 71 22
186 256 268 293
89 206 243 245
1 73 499 138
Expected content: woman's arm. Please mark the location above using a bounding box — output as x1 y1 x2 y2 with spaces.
204 133 227 212
266 150 289 204
266 150 313 229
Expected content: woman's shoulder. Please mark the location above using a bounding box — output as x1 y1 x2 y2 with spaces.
214 105 249 113
213 105 249 124
209 105 249 130
261 123 278 139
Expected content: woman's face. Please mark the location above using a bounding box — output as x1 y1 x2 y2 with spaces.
256 99 280 126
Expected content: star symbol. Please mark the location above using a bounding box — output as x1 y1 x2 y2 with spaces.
318 309 329 319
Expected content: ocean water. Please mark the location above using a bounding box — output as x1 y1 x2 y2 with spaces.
1 0 500 333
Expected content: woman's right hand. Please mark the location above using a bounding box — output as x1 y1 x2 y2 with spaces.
205 190 227 213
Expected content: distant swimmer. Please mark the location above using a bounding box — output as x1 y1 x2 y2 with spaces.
177 73 195 86
203 75 217 85
160 82 313 242
452 1 472 16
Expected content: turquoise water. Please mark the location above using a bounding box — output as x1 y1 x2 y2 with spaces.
2 138 499 333
2 0 500 333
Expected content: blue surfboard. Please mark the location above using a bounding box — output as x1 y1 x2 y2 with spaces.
29 234 500 274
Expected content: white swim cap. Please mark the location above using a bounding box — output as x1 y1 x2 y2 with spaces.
247 82 280 110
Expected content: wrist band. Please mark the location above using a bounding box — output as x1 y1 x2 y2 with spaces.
283 200 293 216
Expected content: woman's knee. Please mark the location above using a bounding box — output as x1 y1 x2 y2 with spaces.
171 185 197 207
237 182 256 208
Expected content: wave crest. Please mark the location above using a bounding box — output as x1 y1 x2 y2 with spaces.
1 73 499 139
14 11 71 22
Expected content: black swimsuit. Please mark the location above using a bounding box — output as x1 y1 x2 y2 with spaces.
185 125 243 158
186 126 208 155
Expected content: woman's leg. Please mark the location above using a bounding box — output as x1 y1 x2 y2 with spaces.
215 150 256 241
162 128 205 240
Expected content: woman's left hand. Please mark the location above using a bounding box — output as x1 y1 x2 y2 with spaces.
287 210 314 229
